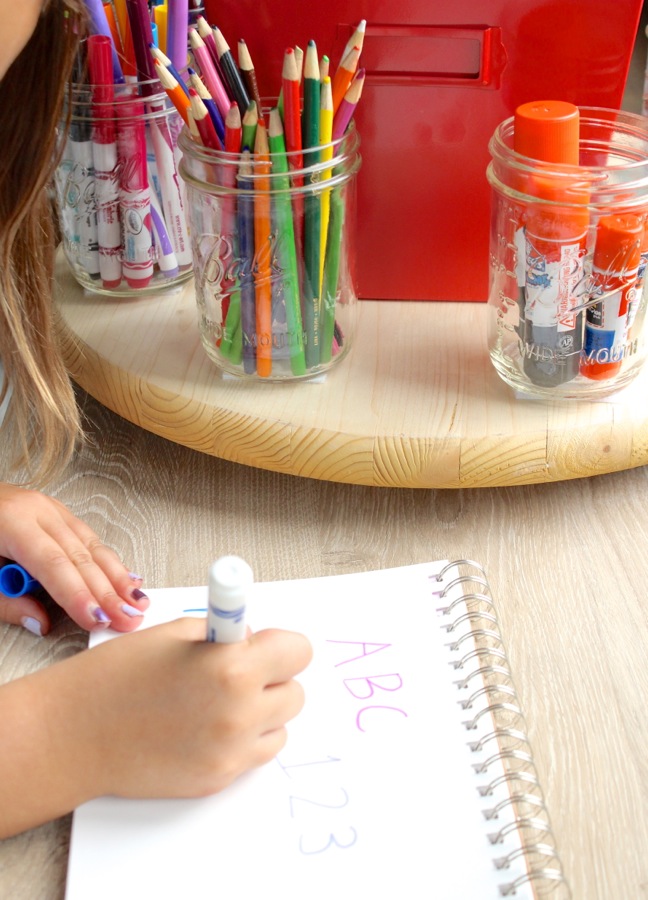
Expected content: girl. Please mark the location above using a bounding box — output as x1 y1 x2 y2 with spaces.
0 0 311 840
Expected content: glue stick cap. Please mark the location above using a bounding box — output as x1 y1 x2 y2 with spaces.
514 100 580 165
593 213 643 272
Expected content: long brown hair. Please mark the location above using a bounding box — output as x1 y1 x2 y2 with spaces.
0 1 87 485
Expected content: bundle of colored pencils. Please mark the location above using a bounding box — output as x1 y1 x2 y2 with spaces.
160 13 367 376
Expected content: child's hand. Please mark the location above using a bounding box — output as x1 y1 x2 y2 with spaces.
0 483 149 636
0 618 313 837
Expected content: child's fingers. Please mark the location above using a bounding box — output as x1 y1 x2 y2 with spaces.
10 530 146 634
248 628 313 683
0 594 50 637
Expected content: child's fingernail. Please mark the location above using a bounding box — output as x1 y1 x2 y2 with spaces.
91 607 111 628
21 616 43 637
131 588 148 602
121 602 145 618
128 572 143 582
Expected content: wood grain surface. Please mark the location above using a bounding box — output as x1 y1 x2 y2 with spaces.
53 253 648 489
0 391 647 899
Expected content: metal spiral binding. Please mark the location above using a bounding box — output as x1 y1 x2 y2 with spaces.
432 560 571 899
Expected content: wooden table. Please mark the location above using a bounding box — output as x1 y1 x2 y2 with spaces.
0 387 647 899
53 254 648 488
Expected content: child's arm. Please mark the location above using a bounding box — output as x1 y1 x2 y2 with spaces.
0 483 150 635
0 617 312 838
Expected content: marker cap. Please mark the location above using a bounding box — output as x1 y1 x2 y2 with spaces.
593 213 643 272
514 100 580 165
209 555 253 606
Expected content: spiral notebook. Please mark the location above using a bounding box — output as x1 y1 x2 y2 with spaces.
65 560 570 900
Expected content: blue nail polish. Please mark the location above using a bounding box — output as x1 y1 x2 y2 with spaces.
128 572 143 582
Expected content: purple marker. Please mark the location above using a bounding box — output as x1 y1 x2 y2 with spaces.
83 0 125 83
150 195 179 279
166 0 189 71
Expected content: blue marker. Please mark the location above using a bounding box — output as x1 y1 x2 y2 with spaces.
207 556 252 643
0 563 41 598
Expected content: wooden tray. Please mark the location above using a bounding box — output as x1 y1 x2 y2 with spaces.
55 254 648 488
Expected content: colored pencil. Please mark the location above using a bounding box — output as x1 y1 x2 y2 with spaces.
154 58 191 125
319 54 330 81
187 68 225 142
237 149 257 374
225 102 242 153
188 27 231 119
302 39 321 366
195 14 228 88
253 121 273 377
189 87 222 150
241 100 258 153
281 48 302 169
268 108 306 376
321 188 344 363
149 43 189 97
339 19 366 64
331 45 360 115
237 38 263 116
212 26 251 115
318 75 334 294
332 68 365 139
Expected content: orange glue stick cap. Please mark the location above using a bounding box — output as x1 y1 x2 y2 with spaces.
593 213 642 274
514 100 580 165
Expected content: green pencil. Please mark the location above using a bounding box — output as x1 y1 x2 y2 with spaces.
268 107 306 376
241 100 258 152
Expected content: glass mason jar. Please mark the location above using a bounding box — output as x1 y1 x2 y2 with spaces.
487 107 648 399
54 78 193 296
178 121 361 380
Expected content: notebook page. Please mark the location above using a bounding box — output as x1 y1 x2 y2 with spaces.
66 561 534 900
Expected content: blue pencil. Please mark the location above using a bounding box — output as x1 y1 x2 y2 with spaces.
237 149 257 374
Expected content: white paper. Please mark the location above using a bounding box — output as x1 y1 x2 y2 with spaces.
66 562 535 900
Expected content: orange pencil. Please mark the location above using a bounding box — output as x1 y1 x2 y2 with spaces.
154 59 191 126
331 45 360 116
253 121 273 377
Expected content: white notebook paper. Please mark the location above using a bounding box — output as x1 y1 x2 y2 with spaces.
65 560 568 900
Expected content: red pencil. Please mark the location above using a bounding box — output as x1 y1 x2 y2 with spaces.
224 102 242 153
281 47 302 168
188 87 222 150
